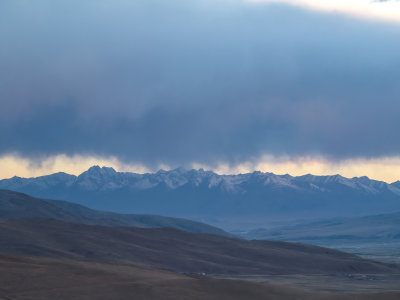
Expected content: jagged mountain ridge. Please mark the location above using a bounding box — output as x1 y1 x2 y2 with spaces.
1 166 400 227
3 165 399 194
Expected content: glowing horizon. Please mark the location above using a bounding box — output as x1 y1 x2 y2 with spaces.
1 153 399 183
248 0 400 24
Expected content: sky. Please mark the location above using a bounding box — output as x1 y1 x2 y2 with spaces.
251 0 400 23
0 0 400 182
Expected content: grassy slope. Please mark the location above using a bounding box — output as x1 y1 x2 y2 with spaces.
0 218 397 275
0 254 399 300
0 189 228 236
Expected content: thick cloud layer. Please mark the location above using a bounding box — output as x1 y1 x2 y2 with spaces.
1 0 400 167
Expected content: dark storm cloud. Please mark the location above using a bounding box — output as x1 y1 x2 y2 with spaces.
1 0 400 167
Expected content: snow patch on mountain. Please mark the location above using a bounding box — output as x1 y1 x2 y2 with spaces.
1 166 399 198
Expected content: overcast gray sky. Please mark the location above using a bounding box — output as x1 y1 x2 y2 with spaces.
1 0 400 180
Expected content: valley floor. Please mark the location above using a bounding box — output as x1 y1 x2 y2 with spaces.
1 254 400 300
215 273 400 294
335 243 400 265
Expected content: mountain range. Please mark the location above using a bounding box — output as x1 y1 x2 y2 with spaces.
1 166 400 229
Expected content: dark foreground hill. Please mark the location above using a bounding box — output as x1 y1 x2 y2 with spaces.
1 254 400 300
0 189 228 236
0 218 397 275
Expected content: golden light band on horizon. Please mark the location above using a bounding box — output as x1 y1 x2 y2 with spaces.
248 0 400 24
0 154 399 183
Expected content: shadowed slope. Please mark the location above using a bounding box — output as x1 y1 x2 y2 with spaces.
0 218 397 275
0 189 228 236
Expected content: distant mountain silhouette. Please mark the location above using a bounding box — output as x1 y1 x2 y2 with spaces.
1 166 400 228
0 189 228 236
